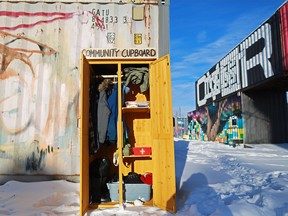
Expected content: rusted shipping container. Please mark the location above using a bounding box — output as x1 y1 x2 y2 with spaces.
0 1 160 177
0 0 176 214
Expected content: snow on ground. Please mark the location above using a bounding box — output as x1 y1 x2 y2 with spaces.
1 139 288 216
175 139 288 216
0 180 80 215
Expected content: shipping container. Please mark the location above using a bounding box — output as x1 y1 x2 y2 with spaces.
193 2 288 144
279 2 288 75
174 117 188 138
195 2 288 108
0 0 176 214
188 94 243 144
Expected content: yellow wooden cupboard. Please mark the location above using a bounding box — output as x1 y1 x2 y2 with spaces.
80 54 176 215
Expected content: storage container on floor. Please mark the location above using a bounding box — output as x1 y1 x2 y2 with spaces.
107 183 151 202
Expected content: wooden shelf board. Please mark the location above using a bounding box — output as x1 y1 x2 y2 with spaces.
122 107 150 113
123 154 152 158
90 199 154 209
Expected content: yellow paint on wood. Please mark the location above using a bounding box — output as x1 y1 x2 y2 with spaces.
150 55 176 213
80 55 176 214
80 54 90 215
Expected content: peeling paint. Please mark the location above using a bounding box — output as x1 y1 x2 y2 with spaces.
0 1 158 176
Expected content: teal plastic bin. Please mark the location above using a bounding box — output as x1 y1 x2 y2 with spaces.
107 183 151 202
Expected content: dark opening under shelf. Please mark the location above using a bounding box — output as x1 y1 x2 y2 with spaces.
122 107 150 113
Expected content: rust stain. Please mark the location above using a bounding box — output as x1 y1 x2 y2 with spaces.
143 5 152 46
130 17 133 34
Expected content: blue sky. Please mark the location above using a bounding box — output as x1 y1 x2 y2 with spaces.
170 0 287 117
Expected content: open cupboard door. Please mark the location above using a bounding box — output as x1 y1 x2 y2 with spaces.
80 53 90 215
149 55 176 213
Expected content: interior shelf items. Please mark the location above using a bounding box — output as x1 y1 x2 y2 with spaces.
80 56 176 214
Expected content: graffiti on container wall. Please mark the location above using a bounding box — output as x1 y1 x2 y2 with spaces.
188 94 243 144
196 15 283 107
0 2 158 175
90 10 106 30
0 16 80 173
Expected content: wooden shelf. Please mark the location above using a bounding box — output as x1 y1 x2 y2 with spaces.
122 107 150 113
123 154 152 158
90 202 119 209
90 199 153 209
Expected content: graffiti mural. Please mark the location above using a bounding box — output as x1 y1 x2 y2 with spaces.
175 117 188 138
188 94 243 144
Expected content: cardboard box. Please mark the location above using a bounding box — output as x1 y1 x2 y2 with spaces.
107 183 151 202
133 147 152 155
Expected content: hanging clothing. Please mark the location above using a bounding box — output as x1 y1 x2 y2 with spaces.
97 79 112 145
89 83 99 154
107 83 130 144
90 79 131 149
107 84 118 144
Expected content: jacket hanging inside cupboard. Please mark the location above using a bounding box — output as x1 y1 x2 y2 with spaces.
89 67 149 154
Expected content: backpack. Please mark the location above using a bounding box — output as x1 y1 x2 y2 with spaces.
89 158 111 203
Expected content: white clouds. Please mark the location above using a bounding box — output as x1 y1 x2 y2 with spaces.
173 3 282 69
170 1 285 114
196 31 207 43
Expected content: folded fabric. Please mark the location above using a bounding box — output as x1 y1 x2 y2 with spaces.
124 67 149 93
140 172 152 185
123 172 143 184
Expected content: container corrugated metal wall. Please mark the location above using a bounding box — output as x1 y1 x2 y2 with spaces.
280 2 288 75
0 1 159 177
196 2 287 108
242 89 288 144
